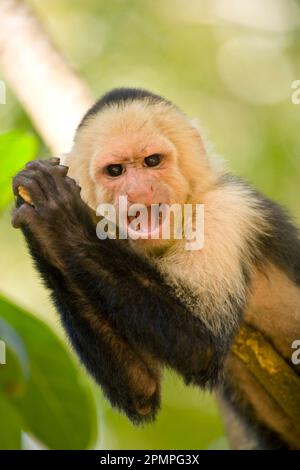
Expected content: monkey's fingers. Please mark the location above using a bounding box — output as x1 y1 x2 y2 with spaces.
18 185 34 205
49 157 61 165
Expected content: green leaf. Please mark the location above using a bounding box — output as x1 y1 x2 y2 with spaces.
0 344 26 399
0 346 25 450
0 318 29 377
0 392 22 450
0 130 38 211
0 296 98 449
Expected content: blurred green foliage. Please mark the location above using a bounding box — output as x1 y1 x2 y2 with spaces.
0 296 97 450
0 130 38 210
0 0 300 450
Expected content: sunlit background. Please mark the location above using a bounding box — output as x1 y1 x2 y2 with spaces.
0 0 300 450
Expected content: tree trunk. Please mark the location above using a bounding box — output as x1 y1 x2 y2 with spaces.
0 0 93 154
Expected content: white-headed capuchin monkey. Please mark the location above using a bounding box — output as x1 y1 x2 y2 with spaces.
12 88 300 449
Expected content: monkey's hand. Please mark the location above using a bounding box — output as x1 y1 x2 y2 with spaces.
12 158 95 246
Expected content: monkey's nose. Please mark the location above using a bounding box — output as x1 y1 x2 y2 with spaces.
127 192 156 207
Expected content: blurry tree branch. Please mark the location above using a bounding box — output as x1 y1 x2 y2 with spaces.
0 0 94 154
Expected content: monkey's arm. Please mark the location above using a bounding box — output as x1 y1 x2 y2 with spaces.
21 221 161 423
12 160 243 390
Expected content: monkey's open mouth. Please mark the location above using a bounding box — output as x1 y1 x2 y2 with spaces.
127 207 165 238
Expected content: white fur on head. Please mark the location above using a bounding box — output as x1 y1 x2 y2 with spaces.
64 97 217 209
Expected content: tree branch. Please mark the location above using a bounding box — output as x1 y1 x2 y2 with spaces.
0 0 94 154
233 324 300 433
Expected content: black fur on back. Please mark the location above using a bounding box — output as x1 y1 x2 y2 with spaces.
258 196 300 286
78 88 169 129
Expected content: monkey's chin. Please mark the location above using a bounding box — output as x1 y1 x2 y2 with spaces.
128 223 175 255
127 222 163 240
126 208 183 253
129 236 173 256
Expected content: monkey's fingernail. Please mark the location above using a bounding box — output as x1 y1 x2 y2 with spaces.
49 157 60 165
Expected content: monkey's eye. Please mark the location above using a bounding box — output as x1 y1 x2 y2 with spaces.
144 154 162 167
105 164 124 177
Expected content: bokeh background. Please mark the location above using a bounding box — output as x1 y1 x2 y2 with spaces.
0 0 300 450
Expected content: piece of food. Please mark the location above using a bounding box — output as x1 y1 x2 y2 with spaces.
18 186 33 205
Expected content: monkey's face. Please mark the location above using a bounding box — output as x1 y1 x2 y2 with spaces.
67 100 213 250
92 127 189 249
